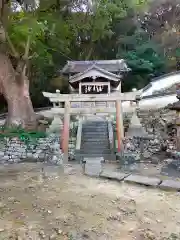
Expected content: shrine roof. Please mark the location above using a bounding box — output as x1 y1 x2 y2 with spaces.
61 59 130 74
69 64 121 83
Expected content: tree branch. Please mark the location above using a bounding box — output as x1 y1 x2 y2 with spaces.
23 34 31 60
0 0 8 43
0 0 19 57
16 34 31 75
5 31 19 57
85 45 94 60
0 22 5 42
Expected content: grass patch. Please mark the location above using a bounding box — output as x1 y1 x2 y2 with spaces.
0 126 46 144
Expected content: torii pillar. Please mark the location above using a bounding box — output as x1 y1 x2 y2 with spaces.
61 101 70 163
116 100 124 152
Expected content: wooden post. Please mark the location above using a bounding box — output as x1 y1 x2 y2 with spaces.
62 101 70 164
116 100 121 152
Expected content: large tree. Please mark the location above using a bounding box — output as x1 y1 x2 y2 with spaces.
0 0 71 128
0 0 38 129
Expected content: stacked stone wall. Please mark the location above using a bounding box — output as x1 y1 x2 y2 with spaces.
0 134 63 165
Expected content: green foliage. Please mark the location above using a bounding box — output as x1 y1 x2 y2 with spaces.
0 126 46 145
9 13 45 55
117 29 167 90
122 43 165 73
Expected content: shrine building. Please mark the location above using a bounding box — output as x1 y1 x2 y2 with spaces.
61 59 130 94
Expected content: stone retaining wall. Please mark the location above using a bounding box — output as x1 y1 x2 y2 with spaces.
0 134 64 165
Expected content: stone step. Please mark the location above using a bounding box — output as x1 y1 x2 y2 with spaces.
83 128 107 131
82 140 109 143
82 126 108 129
81 145 110 148
83 157 104 162
75 120 113 161
82 148 110 152
82 136 108 138
81 144 110 148
83 123 107 126
82 134 108 138
82 128 108 131
82 130 108 134
75 153 116 162
84 162 102 176
82 122 108 125
82 140 107 143
81 142 110 146
83 124 107 127
83 123 107 125
82 127 108 130
82 133 109 137
80 150 111 154
83 124 107 126
82 142 109 145
81 143 110 147
82 132 108 135
82 138 109 141
80 152 112 156
82 136 108 139
81 146 110 149
81 138 109 142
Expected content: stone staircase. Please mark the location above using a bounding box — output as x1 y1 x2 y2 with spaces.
77 120 115 161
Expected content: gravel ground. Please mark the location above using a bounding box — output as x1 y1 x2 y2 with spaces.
0 163 180 240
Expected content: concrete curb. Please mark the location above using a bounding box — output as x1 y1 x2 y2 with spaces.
124 174 161 187
100 171 130 181
99 171 180 191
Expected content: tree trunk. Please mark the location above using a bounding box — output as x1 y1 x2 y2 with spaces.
0 52 37 129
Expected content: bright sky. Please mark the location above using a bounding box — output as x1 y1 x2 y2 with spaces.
12 0 39 11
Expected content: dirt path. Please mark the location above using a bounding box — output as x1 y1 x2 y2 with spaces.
0 163 179 240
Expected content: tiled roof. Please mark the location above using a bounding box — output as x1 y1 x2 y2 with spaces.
69 64 121 83
61 59 130 73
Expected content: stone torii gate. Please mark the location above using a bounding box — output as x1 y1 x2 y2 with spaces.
43 91 138 163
